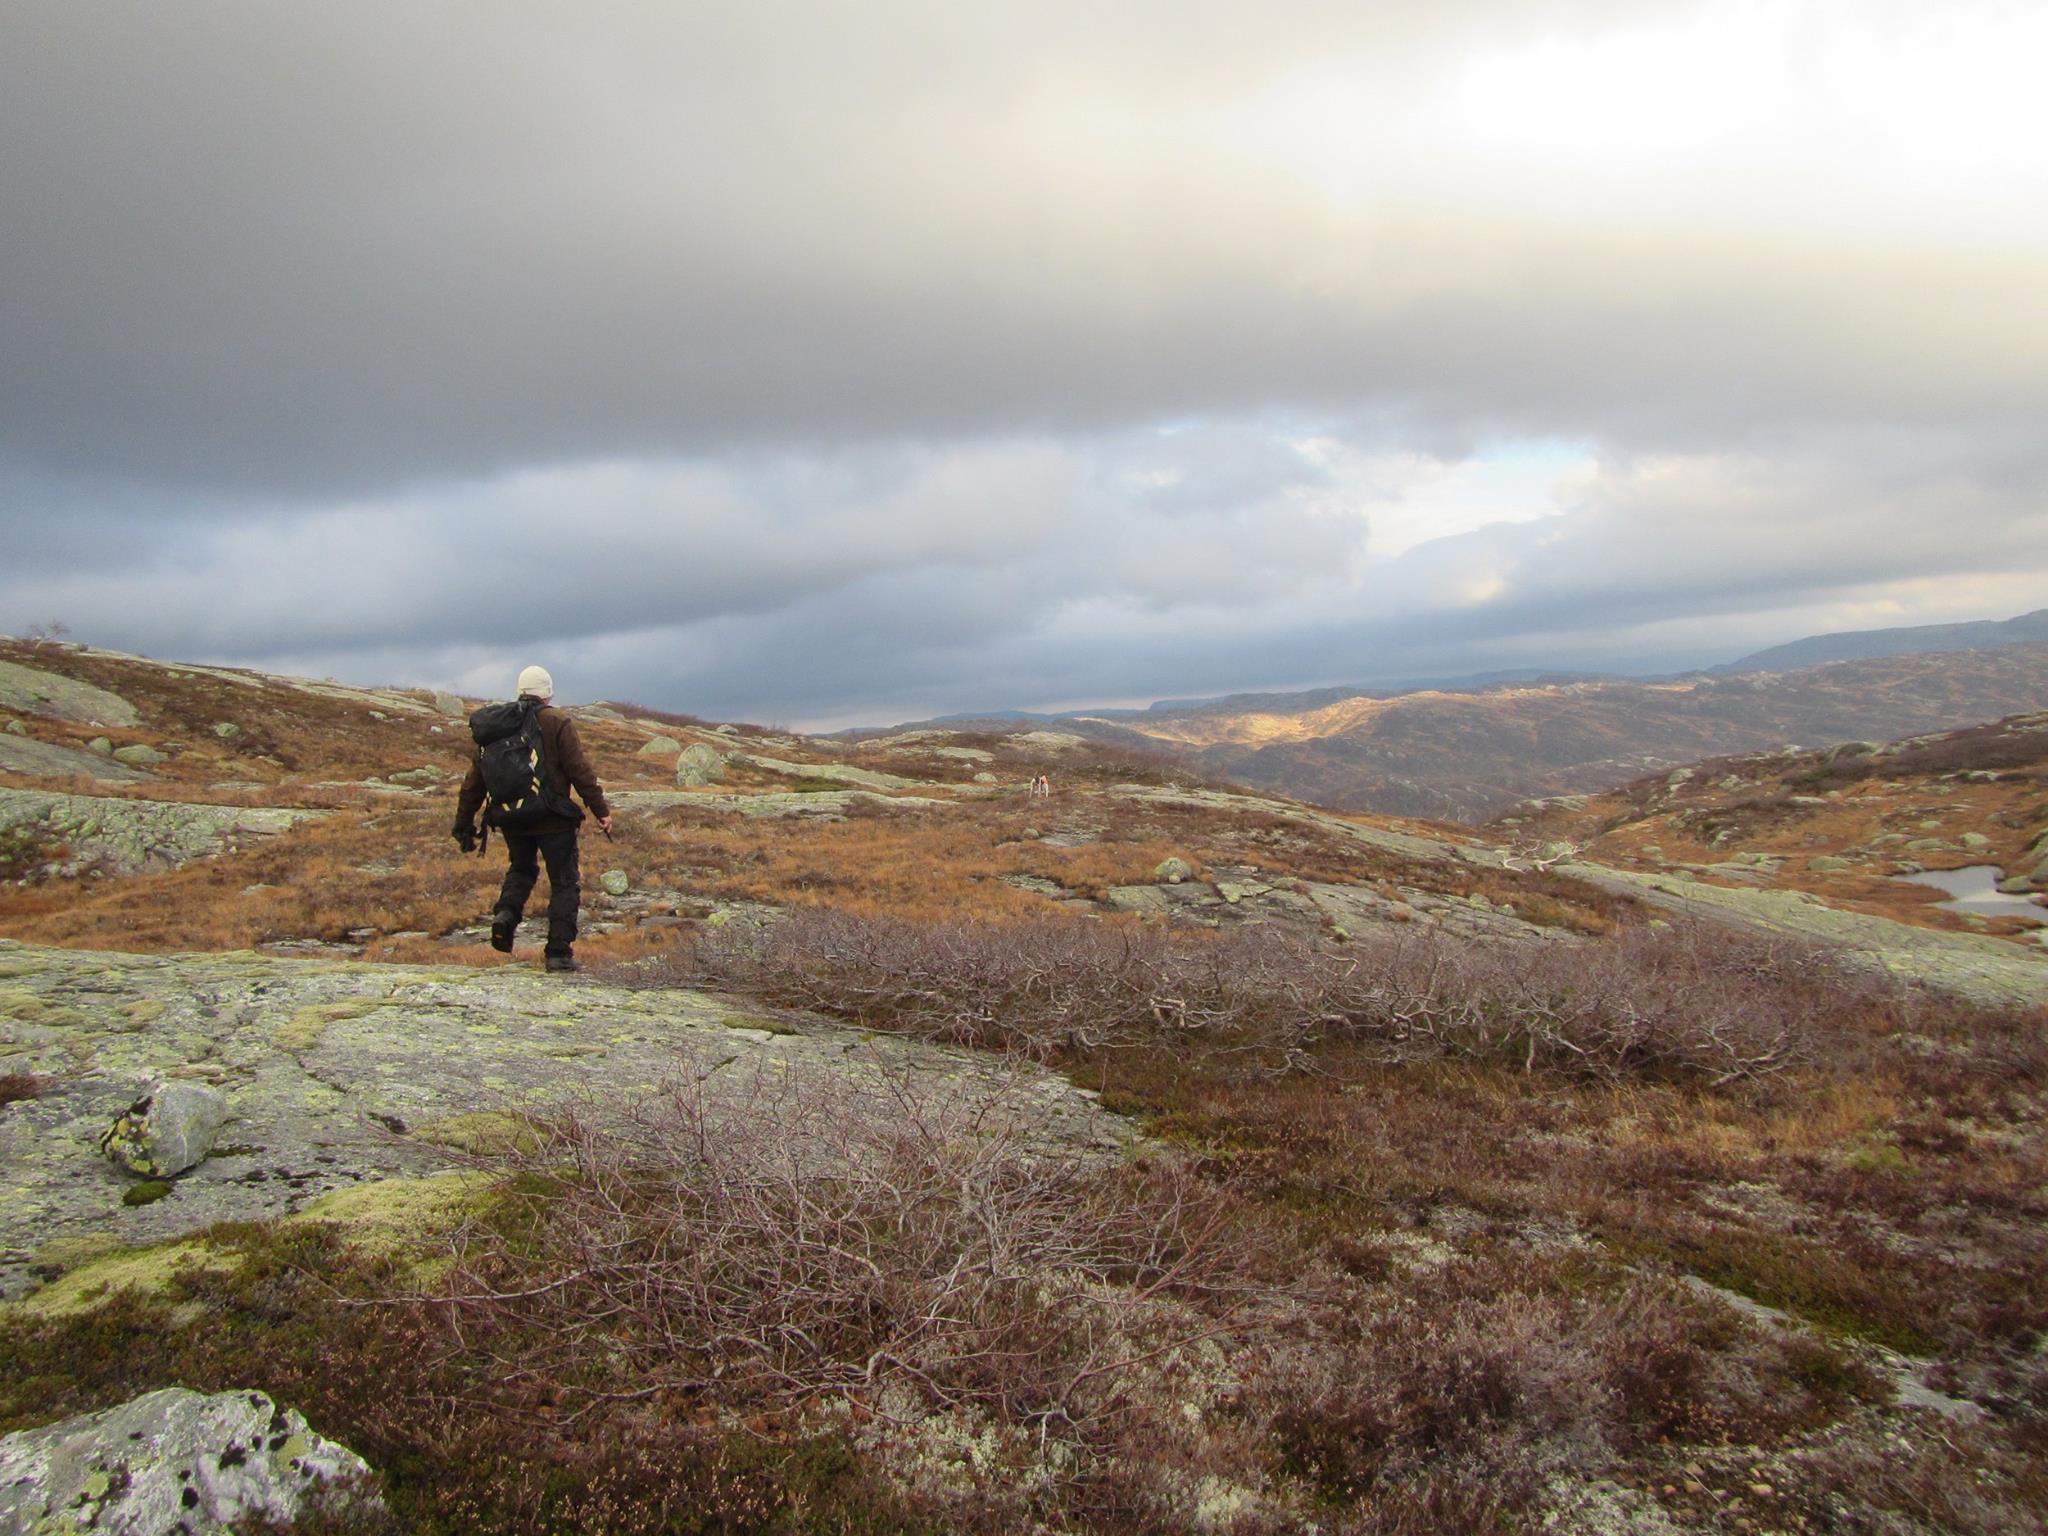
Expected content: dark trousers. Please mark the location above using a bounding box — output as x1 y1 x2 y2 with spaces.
496 830 580 957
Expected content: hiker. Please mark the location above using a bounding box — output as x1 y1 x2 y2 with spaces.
1030 772 1052 799
452 665 613 973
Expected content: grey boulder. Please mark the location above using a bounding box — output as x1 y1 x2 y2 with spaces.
1153 857 1194 884
636 734 682 756
100 1080 229 1178
0 1387 378 1535
674 743 726 786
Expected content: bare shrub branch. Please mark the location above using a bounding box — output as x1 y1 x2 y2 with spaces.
639 910 1874 1083
430 1072 1253 1443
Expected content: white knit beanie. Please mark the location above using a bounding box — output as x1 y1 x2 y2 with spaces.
516 665 554 700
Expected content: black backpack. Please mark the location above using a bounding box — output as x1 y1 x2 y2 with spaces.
469 700 583 830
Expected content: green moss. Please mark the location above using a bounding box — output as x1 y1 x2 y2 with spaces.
0 988 47 1020
1846 1139 1915 1176
411 1112 545 1157
121 1179 174 1207
28 1233 125 1277
1616 1229 1937 1355
276 996 393 1051
8 1235 231 1318
724 1014 800 1036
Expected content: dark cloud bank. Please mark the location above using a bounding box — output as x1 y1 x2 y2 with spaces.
2 3 2043 726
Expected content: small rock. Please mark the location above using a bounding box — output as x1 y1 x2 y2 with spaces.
433 691 467 717
1154 857 1195 884
111 743 168 766
599 869 631 897
1958 832 1991 850
88 736 113 755
99 1080 229 1178
212 721 243 739
1808 855 1854 872
972 771 997 783
3 718 24 736
0 1387 380 1535
637 734 683 756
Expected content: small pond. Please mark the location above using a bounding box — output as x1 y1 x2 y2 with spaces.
1891 864 2048 925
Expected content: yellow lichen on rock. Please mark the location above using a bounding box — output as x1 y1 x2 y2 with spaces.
275 996 392 1052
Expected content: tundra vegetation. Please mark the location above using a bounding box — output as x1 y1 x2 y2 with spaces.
0 639 2043 1533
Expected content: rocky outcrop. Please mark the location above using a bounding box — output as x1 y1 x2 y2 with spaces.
0 1387 377 1534
0 939 1126 1301
0 736 155 783
732 753 924 791
1573 864 2048 1008
0 660 140 728
0 789 325 878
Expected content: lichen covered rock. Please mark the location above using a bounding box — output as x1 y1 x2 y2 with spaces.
674 743 726 786
100 1080 229 1178
0 1387 378 1534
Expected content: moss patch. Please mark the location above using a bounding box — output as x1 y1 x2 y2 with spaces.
8 1235 231 1318
723 1013 800 1036
289 1173 495 1260
276 996 394 1051
410 1112 546 1157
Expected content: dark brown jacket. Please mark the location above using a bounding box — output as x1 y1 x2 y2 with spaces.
456 702 611 837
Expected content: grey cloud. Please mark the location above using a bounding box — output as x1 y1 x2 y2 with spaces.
18 414 2032 728
3 3 2041 496
4 2 2043 727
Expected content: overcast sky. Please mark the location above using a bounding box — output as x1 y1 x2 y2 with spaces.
3 1 2044 727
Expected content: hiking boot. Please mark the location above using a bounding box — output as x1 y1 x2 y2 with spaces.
544 953 581 974
489 909 518 953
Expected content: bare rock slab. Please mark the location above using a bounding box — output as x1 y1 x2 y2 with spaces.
0 1387 377 1534
0 736 155 784
0 939 1128 1301
0 660 140 728
0 789 325 878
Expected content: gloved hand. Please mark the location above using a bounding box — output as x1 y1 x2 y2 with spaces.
453 821 477 853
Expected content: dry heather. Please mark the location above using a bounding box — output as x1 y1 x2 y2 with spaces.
655 909 1827 1081
3 903 2044 1531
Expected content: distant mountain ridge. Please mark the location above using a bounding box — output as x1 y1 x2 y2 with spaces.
1718 608 2048 674
1102 644 2048 820
869 609 2048 820
896 609 2048 736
